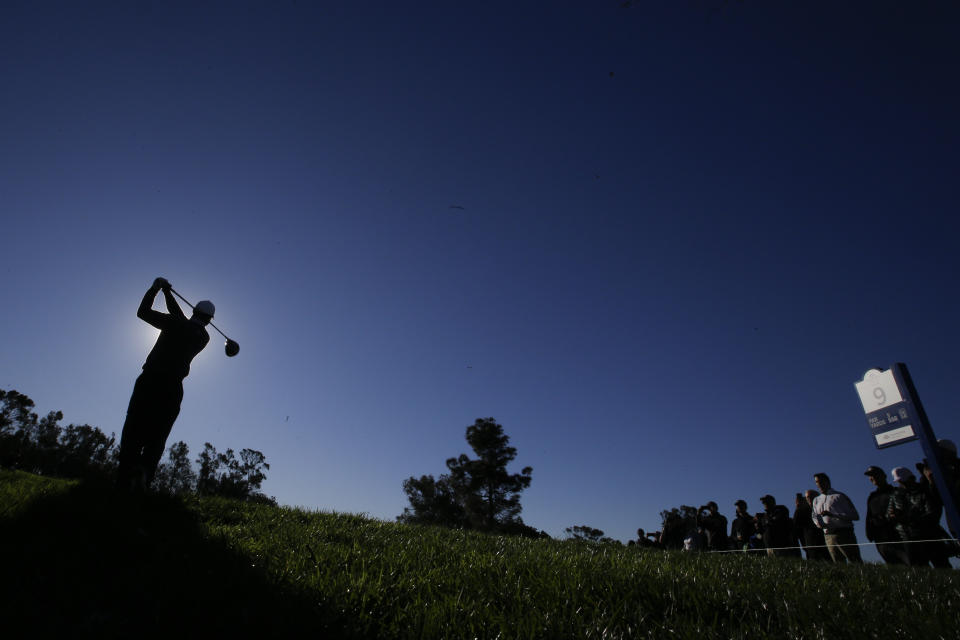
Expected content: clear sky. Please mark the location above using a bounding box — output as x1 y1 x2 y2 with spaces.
2 1 959 561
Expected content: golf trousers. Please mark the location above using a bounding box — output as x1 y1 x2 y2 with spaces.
118 372 183 489
823 528 862 563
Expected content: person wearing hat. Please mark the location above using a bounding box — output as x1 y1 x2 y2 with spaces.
864 466 908 565
729 500 756 552
757 494 799 558
888 466 952 568
811 472 862 563
117 277 213 492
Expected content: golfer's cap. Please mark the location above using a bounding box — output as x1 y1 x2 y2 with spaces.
759 494 775 503
195 300 215 318
891 466 915 483
864 465 885 477
938 439 958 456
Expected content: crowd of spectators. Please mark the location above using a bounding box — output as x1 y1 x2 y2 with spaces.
630 439 960 569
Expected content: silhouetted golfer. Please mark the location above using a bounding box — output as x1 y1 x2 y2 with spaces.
117 277 212 492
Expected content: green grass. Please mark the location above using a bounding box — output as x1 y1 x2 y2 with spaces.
1 470 957 639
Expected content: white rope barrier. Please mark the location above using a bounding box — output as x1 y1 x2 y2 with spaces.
707 537 958 554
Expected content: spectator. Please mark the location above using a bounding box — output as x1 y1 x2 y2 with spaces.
889 466 952 568
730 500 755 551
697 501 729 551
683 527 706 552
748 516 765 554
937 438 959 498
758 494 800 558
647 531 664 550
917 439 960 537
794 490 829 561
635 528 654 548
917 450 960 556
864 466 909 565
660 511 686 550
811 472 862 563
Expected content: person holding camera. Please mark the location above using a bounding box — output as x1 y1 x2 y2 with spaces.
697 502 729 551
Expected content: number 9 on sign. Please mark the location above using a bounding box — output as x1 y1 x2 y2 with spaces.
873 387 886 405
855 369 903 414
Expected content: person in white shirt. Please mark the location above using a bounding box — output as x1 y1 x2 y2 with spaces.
811 472 862 563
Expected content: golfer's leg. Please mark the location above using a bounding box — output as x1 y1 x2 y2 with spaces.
142 383 182 487
142 416 177 486
117 419 144 488
117 378 150 488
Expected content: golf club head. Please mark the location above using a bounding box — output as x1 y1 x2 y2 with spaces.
225 339 240 357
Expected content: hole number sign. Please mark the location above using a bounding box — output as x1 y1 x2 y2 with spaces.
855 369 904 414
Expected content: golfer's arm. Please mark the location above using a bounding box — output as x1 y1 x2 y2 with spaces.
137 285 168 329
162 288 187 320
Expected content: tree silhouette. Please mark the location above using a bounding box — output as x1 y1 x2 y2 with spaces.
197 442 221 495
0 389 37 469
1 388 272 502
58 424 117 478
565 525 606 542
399 418 534 534
194 442 273 502
154 441 197 495
399 474 466 528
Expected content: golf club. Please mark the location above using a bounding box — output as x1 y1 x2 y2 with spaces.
169 287 240 357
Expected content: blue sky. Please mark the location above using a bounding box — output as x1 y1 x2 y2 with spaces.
2 1 959 560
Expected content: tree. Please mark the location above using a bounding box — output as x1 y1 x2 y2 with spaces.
447 418 533 530
239 448 270 495
564 525 619 544
1 390 118 479
215 448 247 498
154 441 197 495
1 388 271 502
28 411 64 473
196 442 221 495
0 389 37 436
194 442 272 502
399 418 533 534
399 474 466 527
58 424 116 479
0 389 37 469
565 525 606 542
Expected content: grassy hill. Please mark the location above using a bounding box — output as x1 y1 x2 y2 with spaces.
1 470 957 639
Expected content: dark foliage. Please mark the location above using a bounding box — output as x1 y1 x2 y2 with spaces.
0 388 273 504
565 525 617 543
0 389 117 481
187 442 273 504
398 418 539 536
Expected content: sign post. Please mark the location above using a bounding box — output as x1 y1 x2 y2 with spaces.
855 363 960 543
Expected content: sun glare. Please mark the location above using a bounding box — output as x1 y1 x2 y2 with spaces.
135 324 160 355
